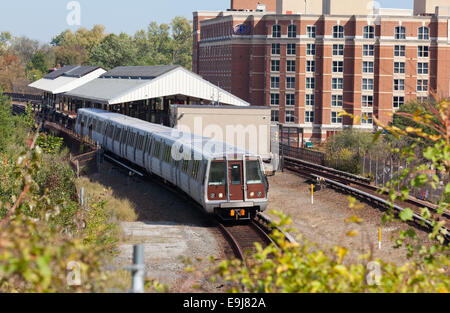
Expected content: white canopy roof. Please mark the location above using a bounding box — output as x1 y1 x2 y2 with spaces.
65 66 250 107
28 67 106 95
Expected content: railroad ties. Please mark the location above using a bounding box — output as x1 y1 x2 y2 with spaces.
284 156 450 244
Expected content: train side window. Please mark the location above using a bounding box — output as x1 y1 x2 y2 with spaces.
92 119 97 131
136 135 143 150
147 138 153 154
163 144 171 163
129 132 136 146
143 136 150 153
97 121 103 133
153 141 161 158
107 125 114 138
114 128 122 142
121 130 128 144
192 160 201 180
182 160 189 173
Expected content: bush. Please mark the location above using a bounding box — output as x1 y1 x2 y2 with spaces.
324 129 387 174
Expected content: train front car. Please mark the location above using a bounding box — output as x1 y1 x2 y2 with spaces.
205 155 269 221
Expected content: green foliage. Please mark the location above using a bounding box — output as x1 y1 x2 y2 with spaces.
212 212 449 293
212 97 449 293
89 34 138 70
0 90 13 152
35 134 63 155
0 91 119 292
324 129 386 174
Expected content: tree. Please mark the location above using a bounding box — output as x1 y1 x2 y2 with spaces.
89 33 138 70
170 16 193 70
51 25 106 66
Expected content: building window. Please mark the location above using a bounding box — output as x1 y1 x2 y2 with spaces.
305 111 314 123
271 60 280 72
394 45 406 57
331 112 343 124
332 61 344 73
393 79 405 91
363 44 374 56
418 62 429 75
271 43 280 55
362 95 373 107
306 94 315 106
307 44 316 55
272 24 281 38
394 62 405 74
306 60 315 72
363 61 374 73
285 111 295 123
395 26 406 39
332 78 343 90
307 26 316 38
418 46 429 58
270 93 279 106
332 95 343 107
287 43 296 55
361 113 373 125
271 76 280 89
287 60 296 72
286 77 295 89
418 26 429 40
286 94 295 106
417 79 428 92
306 77 315 89
288 24 297 38
271 110 279 122
362 78 374 90
333 44 344 56
363 25 375 39
333 25 344 38
393 96 404 109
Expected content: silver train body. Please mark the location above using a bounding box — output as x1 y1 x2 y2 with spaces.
75 109 269 220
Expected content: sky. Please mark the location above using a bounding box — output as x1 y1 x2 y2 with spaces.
0 0 415 43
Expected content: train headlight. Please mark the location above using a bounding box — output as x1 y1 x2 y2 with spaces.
250 192 255 197
257 192 263 197
210 193 216 199
219 193 224 199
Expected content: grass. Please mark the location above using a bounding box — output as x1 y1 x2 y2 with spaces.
76 177 138 222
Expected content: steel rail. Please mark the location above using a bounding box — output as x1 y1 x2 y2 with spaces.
311 173 450 243
284 156 450 219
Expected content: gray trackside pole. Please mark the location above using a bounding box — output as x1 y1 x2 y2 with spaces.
128 245 145 293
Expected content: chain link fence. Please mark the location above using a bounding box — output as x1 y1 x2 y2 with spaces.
361 153 447 204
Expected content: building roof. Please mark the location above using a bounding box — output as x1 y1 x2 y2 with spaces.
29 66 106 95
101 65 180 79
66 66 250 107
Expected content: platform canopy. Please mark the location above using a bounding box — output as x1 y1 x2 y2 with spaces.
28 65 106 95
65 65 250 107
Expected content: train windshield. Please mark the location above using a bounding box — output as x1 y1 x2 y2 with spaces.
208 161 226 186
246 160 263 184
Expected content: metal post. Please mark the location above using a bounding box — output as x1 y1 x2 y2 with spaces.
80 187 84 207
375 157 378 186
130 245 145 293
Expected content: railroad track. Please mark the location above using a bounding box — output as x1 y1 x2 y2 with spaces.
284 156 450 243
102 153 296 263
217 220 274 263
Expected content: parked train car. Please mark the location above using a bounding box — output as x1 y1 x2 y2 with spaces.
75 108 269 221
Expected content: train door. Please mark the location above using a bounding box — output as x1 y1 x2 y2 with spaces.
228 161 245 201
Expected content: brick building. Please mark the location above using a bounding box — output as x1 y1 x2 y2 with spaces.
193 0 450 142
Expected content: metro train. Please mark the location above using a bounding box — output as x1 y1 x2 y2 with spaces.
75 108 269 221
